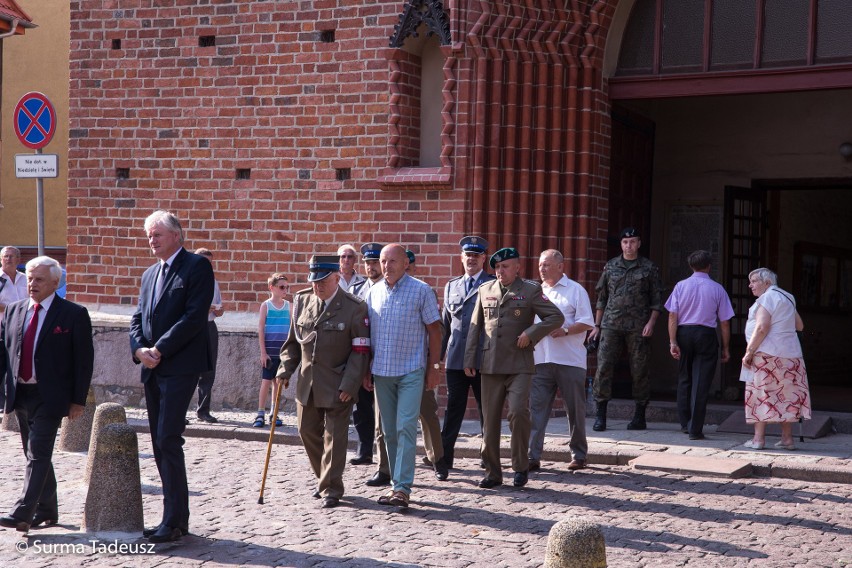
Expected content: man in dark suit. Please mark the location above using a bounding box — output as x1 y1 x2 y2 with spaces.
130 210 214 543
0 256 94 533
277 256 371 508
440 235 494 469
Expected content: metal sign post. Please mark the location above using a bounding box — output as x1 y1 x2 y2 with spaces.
14 92 58 256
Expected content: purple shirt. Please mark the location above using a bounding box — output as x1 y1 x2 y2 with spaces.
664 272 734 328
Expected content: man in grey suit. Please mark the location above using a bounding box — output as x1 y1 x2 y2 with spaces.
277 256 371 509
464 248 564 489
440 236 493 469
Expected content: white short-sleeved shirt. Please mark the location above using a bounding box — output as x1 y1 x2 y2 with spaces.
744 286 802 358
0 270 28 323
533 275 595 370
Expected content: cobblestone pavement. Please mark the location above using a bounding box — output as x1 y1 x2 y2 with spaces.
0 428 850 567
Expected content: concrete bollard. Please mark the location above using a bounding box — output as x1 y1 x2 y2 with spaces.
82 423 144 533
1 409 20 432
85 403 127 484
58 387 97 452
545 518 607 568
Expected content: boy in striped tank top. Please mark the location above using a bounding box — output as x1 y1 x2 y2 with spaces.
254 273 291 427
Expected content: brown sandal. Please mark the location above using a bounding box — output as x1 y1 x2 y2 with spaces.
388 490 409 508
377 490 395 506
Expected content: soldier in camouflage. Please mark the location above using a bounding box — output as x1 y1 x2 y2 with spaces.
588 227 663 431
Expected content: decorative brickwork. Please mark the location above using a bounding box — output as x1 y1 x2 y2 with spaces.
67 0 616 311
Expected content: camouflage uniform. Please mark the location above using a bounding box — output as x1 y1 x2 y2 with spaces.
593 255 663 404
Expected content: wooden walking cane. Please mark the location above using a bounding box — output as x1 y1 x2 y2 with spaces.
258 378 284 504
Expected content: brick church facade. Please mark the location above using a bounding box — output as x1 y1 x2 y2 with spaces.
67 0 616 311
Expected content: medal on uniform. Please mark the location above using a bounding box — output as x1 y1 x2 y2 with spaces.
337 322 344 330
513 309 521 317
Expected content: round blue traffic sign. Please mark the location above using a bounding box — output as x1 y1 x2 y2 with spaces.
14 92 56 150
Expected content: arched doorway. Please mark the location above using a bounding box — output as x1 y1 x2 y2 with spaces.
603 0 852 410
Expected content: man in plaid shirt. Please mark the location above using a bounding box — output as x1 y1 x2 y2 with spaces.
363 244 441 508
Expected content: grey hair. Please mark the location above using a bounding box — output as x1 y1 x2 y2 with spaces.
26 256 62 282
1 246 21 258
337 243 357 256
540 249 564 263
748 267 777 286
144 210 184 243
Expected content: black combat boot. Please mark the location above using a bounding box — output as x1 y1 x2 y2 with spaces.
626 403 647 430
592 401 608 432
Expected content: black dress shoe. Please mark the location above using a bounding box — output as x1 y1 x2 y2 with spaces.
478 477 502 489
147 525 183 543
312 489 321 499
143 524 188 538
321 497 339 509
528 460 541 471
689 433 705 440
31 512 59 528
349 455 373 466
197 413 218 424
365 471 391 487
0 515 29 532
434 458 449 481
513 470 529 487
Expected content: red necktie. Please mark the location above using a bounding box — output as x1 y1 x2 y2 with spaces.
19 303 41 382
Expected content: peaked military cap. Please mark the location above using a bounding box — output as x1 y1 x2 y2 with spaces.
308 255 339 282
459 235 488 254
360 242 384 260
619 227 640 239
489 247 519 269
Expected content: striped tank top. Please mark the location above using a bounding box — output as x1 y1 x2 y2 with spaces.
264 299 291 357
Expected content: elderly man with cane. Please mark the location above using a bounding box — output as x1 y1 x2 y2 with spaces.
275 255 371 508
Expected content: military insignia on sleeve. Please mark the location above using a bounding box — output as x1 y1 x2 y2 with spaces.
364 317 370 327
352 337 371 354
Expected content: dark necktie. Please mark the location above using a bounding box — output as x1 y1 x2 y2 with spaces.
19 303 41 382
154 262 168 302
466 277 473 294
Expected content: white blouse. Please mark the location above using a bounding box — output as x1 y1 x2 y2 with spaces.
744 286 802 358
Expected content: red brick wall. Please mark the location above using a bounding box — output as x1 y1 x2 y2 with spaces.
67 0 467 311
68 1 618 416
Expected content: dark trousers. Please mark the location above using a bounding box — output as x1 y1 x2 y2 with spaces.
10 383 61 523
676 325 719 436
351 385 375 459
440 368 483 467
144 372 197 531
196 321 218 415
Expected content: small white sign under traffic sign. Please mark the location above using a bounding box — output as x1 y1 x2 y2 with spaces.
15 153 58 178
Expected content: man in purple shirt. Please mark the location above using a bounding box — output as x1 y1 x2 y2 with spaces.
665 250 735 440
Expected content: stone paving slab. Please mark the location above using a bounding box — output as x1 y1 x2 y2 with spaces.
630 453 753 479
115 407 852 485
0 431 850 567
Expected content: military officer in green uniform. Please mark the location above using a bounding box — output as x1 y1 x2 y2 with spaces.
277 255 371 509
464 247 564 489
588 228 664 432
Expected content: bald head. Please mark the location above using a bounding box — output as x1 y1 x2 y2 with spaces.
380 244 409 286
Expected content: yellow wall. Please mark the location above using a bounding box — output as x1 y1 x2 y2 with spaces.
0 0 69 248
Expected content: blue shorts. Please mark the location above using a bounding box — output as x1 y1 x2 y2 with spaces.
262 356 281 381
